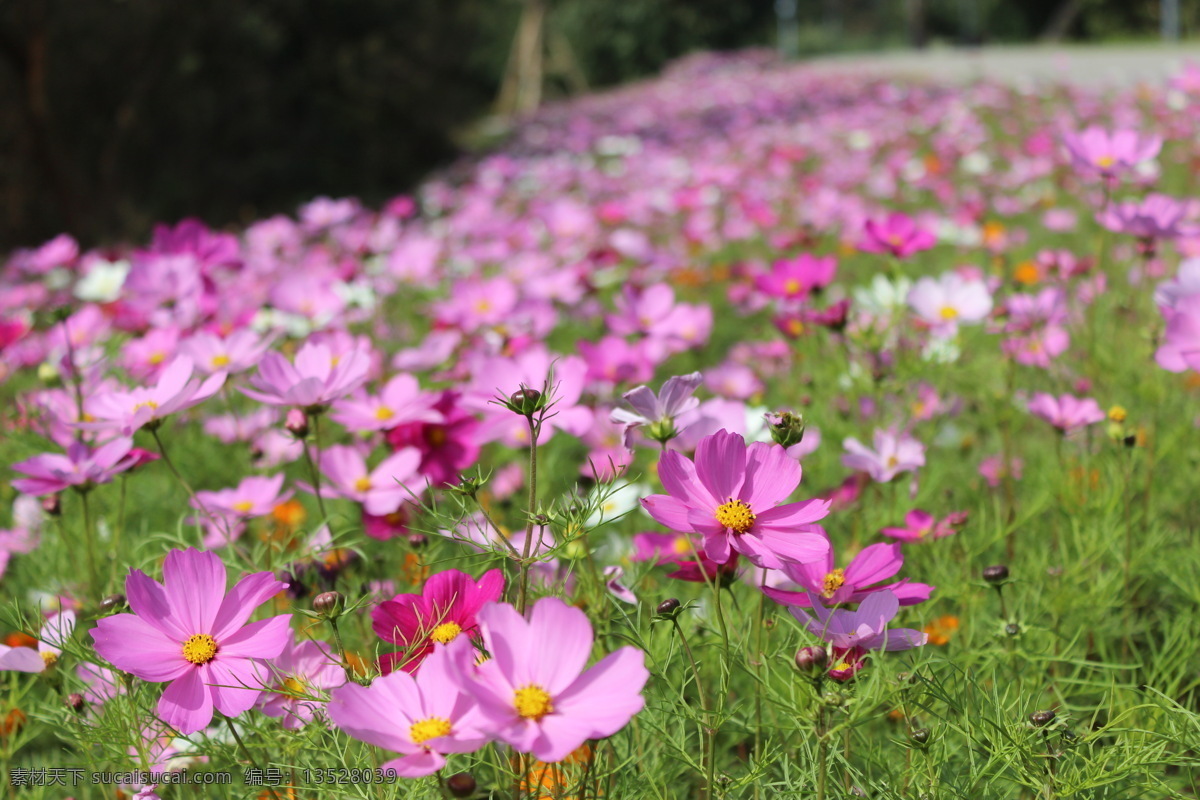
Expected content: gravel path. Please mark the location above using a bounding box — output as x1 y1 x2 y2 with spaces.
805 44 1200 88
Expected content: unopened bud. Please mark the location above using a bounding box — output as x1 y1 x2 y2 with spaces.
313 591 344 619
656 598 681 618
909 727 930 746
1030 710 1056 727
764 410 806 449
506 387 544 417
795 646 828 673
99 594 126 614
983 565 1009 584
40 494 62 517
1005 623 1021 637
285 408 309 439
65 693 85 713
446 772 476 798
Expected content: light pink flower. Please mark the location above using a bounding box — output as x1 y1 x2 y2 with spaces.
841 429 925 483
242 341 370 411
1027 393 1105 432
907 272 993 334
256 637 346 729
330 374 443 433
11 438 139 495
306 445 422 516
82 356 226 436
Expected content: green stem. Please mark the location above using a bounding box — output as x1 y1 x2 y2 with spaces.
222 712 263 772
305 412 331 524
671 618 712 799
516 415 540 615
78 489 99 599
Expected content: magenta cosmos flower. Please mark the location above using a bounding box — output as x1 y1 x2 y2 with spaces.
1027 393 1105 432
457 597 648 763
641 429 830 570
858 212 937 258
11 438 139 495
241 341 370 411
81 355 226 436
383 390 482 487
372 568 504 675
328 638 488 778
881 509 968 542
841 429 926 483
91 548 292 734
754 254 837 300
762 542 932 608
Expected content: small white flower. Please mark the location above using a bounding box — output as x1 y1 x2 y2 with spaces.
74 260 131 302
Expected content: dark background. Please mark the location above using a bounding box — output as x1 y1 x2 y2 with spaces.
0 0 1194 250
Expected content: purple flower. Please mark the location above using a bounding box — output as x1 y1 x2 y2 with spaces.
241 341 370 411
791 589 927 652
1027 393 1105 432
763 542 933 608
304 445 422 516
81 356 226 436
611 372 703 442
841 429 926 483
859 212 937 258
11 438 139 495
256 637 346 729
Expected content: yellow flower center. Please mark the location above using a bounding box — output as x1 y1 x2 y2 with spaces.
430 622 462 644
886 455 899 468
672 536 693 555
133 400 159 413
1096 154 1115 168
832 661 851 672
514 685 554 721
939 306 958 320
233 500 254 513
821 568 846 598
149 352 166 365
40 651 58 669
786 319 805 336
354 476 373 493
784 278 802 295
211 354 231 368
409 717 452 745
182 634 218 665
714 499 756 534
281 677 306 695
375 406 395 421
426 426 448 447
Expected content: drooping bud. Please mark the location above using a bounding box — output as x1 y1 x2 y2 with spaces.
655 598 681 618
40 494 62 517
99 594 126 614
909 728 930 746
285 408 309 439
982 565 1009 584
313 591 344 620
65 693 86 713
764 410 806 449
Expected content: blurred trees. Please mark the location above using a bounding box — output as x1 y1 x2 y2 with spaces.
0 0 1195 250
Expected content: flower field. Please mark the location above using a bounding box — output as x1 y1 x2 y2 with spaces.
4 50 1200 798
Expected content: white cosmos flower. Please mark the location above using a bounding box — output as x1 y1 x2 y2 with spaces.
74 260 131 302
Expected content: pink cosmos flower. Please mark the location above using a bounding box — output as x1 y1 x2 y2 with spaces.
306 444 422 516
881 509 968 542
457 597 648 763
180 330 275 375
330 374 443 433
979 455 1024 487
841 429 925 483
859 212 937 258
241 341 370 411
1003 326 1070 368
907 272 993 334
192 474 291 519
77 662 124 706
373 568 504 675
256 637 346 729
11 438 139 495
90 548 292 734
383 390 482 487
81 356 226 436
0 610 75 673
1027 393 1105 432
762 542 932 608
0 495 41 579
1098 194 1195 241
792 589 928 652
328 638 488 778
754 254 837 300
1062 126 1161 180
120 327 182 379
641 429 830 569
1157 294 1200 372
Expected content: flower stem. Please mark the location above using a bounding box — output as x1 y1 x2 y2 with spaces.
516 415 540 615
672 617 713 800
222 712 263 772
304 412 331 524
77 489 99 599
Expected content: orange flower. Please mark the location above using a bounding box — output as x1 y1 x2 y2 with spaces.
272 499 307 529
1013 261 1041 285
923 615 960 646
0 708 26 737
401 552 430 586
517 744 598 800
3 632 36 649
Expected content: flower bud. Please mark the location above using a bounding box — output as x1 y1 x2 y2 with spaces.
982 564 1009 584
285 408 309 439
40 494 62 517
505 387 544 417
99 594 126 614
65 693 86 713
764 410 806 449
1005 622 1021 637
909 727 930 746
446 772 476 798
794 646 828 673
645 418 679 445
1029 710 1056 727
656 598 680 617
313 591 344 619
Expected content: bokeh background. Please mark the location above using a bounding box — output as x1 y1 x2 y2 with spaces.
2 0 1197 250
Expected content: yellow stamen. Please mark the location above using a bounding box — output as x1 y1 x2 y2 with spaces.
211 354 231 368
784 278 802 295
672 536 693 555
354 477 372 493
40 651 58 669
939 306 958 321
1095 154 1115 168
514 685 554 721
233 500 254 514
132 400 159 413
182 634 218 665
409 717 452 745
149 352 166 365
430 622 462 644
426 427 448 447
375 406 394 421
281 677 306 695
821 568 846 599
714 499 756 534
